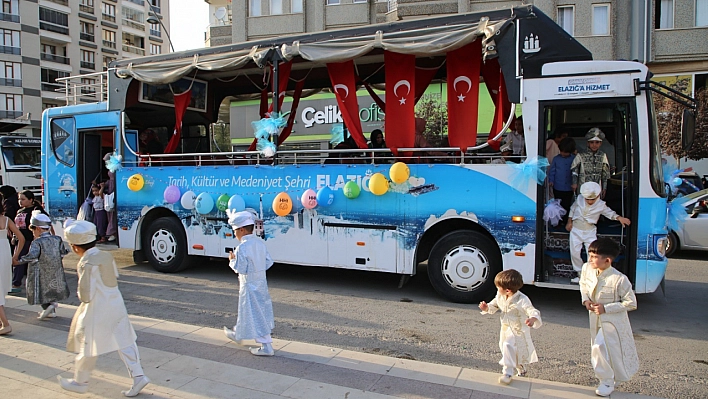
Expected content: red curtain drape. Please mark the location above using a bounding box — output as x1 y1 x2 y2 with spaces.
481 58 511 151
384 51 416 156
164 89 192 154
277 79 305 145
327 60 367 149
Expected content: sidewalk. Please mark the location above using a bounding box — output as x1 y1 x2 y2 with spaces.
1 296 658 399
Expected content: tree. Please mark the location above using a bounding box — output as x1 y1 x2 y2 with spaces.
655 88 708 161
415 94 448 147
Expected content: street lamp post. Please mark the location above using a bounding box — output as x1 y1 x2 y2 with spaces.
146 2 174 52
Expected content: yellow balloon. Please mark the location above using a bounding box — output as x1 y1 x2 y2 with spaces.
389 162 410 184
369 173 389 196
127 174 144 191
272 192 293 216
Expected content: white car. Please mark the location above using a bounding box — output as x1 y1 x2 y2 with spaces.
667 189 708 256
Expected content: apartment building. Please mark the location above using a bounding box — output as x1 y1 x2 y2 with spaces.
204 0 708 97
0 0 171 136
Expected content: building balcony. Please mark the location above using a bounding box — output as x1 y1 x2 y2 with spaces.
80 32 95 42
0 46 21 55
127 0 145 5
47 0 69 6
40 21 70 35
41 53 71 65
149 29 161 37
0 110 23 119
79 5 95 13
123 19 146 31
0 12 20 23
102 40 117 49
102 14 116 23
122 44 145 56
0 78 22 87
80 61 96 69
150 5 161 14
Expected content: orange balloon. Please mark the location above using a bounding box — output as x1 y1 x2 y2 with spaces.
272 192 292 216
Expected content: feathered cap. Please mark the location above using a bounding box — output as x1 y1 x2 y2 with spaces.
585 127 605 142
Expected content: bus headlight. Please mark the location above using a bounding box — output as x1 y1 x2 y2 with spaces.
655 235 668 258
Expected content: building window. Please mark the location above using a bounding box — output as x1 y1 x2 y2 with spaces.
122 6 145 31
292 0 302 13
698 0 708 27
326 0 340 5
250 0 261 16
1 28 20 55
387 0 397 12
0 93 22 119
150 43 161 55
2 0 20 22
79 0 94 14
1 61 21 87
103 55 116 70
40 68 70 92
41 43 69 64
80 78 96 94
102 29 116 49
80 21 95 42
270 0 282 15
149 0 161 14
592 4 610 36
102 2 116 22
80 50 95 69
39 7 69 35
655 0 674 29
149 22 161 37
43 102 60 110
557 6 574 36
353 0 367 3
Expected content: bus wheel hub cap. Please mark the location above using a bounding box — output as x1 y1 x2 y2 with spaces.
441 245 489 292
151 229 176 263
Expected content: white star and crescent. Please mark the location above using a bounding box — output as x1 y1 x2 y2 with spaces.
453 76 472 102
333 84 349 98
393 80 411 105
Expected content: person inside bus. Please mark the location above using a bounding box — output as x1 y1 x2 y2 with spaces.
491 144 513 164
503 115 525 163
571 128 611 199
368 129 392 163
548 137 577 224
413 117 447 162
139 129 164 155
546 127 569 165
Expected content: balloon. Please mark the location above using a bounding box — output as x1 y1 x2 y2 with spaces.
216 194 230 212
195 192 214 214
127 174 144 191
389 162 410 184
301 189 318 209
228 194 246 211
368 173 389 196
672 177 683 186
343 180 360 199
163 185 181 204
272 192 292 216
316 186 334 207
180 191 197 210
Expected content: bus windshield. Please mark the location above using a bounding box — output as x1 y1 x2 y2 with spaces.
2 147 41 169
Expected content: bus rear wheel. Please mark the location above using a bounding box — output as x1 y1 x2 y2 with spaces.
142 217 191 273
427 230 501 303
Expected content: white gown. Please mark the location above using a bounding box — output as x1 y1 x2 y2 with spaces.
0 217 12 305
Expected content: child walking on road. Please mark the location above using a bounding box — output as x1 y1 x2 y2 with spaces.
223 210 276 356
59 219 150 397
479 269 542 385
579 238 638 397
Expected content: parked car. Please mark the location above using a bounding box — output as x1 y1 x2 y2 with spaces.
666 188 708 256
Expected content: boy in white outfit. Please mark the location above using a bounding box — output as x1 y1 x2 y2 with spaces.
566 182 630 284
479 269 542 385
579 238 639 397
59 220 149 397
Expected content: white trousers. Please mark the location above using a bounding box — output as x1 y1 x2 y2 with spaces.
569 227 597 272
591 328 615 386
499 327 517 375
74 343 144 384
255 334 272 344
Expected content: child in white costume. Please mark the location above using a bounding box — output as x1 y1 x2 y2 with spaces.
566 182 630 284
59 220 150 397
579 238 638 397
479 269 542 385
223 210 276 356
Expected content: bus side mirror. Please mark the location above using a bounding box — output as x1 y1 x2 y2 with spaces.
681 109 696 151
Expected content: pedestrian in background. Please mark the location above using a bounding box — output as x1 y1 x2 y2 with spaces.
223 210 276 356
479 269 542 385
579 238 639 397
59 219 150 396
17 211 69 320
0 192 25 335
11 190 48 293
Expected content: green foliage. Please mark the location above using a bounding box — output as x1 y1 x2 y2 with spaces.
415 94 448 146
655 88 708 161
213 123 231 152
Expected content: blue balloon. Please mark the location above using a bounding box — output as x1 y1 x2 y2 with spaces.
195 192 214 214
316 186 334 206
227 194 246 211
672 177 683 187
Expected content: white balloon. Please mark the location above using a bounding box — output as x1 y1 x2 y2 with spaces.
181 190 197 210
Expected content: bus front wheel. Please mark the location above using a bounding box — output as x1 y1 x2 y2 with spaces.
142 217 191 273
427 230 501 303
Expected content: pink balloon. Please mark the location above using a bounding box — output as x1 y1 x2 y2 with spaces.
301 189 318 209
164 185 181 204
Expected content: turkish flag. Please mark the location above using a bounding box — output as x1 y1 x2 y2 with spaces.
384 51 416 156
327 60 367 148
164 89 192 154
481 58 511 151
447 41 481 152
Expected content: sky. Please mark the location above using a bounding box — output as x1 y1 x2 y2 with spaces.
169 0 210 52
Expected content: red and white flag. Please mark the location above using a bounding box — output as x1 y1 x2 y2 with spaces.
327 60 367 148
481 58 511 151
164 89 192 154
384 51 416 155
446 41 481 152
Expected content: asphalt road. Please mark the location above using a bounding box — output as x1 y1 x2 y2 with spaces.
56 247 708 399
